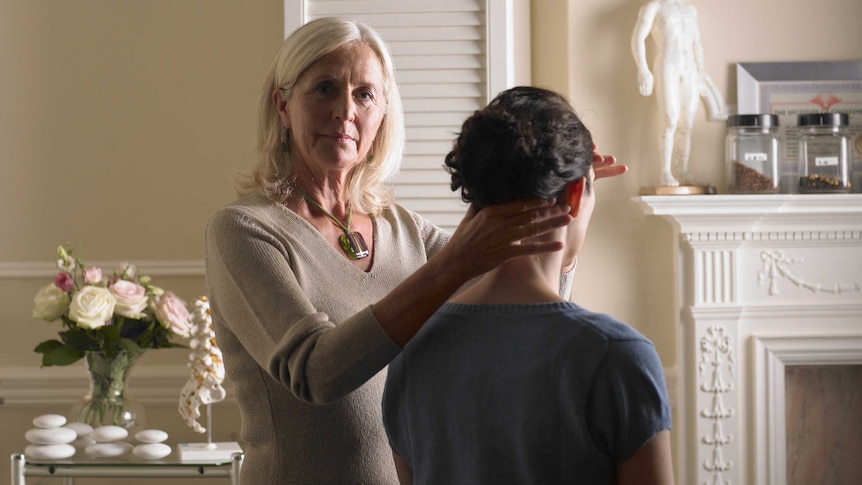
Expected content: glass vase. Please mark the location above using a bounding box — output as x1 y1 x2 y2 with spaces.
71 348 147 432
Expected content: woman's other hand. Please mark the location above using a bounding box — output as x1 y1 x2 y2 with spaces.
593 144 628 181
373 198 571 346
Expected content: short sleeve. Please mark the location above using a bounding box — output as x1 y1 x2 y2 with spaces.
585 338 671 463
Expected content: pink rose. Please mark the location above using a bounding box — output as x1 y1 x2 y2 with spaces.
83 267 103 285
152 292 191 338
108 280 148 318
54 272 74 292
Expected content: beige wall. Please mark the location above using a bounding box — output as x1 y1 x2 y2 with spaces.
2 0 860 482
533 0 862 477
0 1 279 481
532 0 862 363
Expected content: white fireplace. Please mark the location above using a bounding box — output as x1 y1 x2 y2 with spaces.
637 194 862 485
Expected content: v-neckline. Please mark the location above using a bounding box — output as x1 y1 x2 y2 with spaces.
278 202 378 274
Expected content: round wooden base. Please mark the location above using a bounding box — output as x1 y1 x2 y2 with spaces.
639 185 717 195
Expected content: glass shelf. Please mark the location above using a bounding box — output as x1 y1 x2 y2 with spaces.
11 449 243 484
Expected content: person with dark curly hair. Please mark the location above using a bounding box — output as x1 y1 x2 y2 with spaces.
382 86 674 485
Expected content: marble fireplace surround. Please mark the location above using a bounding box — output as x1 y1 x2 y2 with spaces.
636 194 862 485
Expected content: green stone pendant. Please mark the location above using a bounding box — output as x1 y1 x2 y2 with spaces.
340 232 369 260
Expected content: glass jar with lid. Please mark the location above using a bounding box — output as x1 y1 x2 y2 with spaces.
797 112 851 193
725 114 781 193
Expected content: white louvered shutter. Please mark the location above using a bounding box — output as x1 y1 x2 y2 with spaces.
283 0 527 232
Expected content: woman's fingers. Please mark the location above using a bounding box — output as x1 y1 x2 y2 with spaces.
477 197 556 218
447 199 572 277
478 199 571 236
592 146 628 180
596 163 628 180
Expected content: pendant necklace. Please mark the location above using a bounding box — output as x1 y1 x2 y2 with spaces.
292 185 369 260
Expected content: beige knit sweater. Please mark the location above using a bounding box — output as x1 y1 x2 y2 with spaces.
205 194 449 484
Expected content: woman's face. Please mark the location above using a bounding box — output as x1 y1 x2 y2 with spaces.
279 43 386 176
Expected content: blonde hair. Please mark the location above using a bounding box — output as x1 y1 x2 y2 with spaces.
237 17 405 215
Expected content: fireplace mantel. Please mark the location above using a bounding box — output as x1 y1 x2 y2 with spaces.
636 194 862 485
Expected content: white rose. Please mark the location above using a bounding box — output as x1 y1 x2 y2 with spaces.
108 280 148 318
32 283 71 321
68 286 116 329
152 292 191 338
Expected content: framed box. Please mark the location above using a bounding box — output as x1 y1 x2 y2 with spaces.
737 60 862 192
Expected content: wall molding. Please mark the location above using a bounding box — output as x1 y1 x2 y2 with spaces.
0 260 205 279
0 365 233 407
685 230 862 243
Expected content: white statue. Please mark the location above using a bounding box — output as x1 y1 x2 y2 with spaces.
631 0 727 187
179 296 227 434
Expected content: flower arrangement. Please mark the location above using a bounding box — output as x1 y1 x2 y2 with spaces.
32 244 191 367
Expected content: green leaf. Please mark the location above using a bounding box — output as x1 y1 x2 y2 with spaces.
59 329 97 350
119 338 142 353
41 345 85 367
104 319 122 341
34 339 64 354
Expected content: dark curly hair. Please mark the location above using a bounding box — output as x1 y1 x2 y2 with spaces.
445 86 593 210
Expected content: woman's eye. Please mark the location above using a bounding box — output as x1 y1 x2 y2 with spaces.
356 89 375 103
313 82 335 95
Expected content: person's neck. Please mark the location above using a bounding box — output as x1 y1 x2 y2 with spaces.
292 169 351 216
450 250 567 305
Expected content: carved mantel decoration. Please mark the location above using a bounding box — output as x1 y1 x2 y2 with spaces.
636 194 862 485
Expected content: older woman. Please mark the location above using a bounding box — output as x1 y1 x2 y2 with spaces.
205 17 624 484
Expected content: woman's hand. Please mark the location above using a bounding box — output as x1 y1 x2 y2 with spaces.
372 198 571 347
442 198 572 281
593 144 628 181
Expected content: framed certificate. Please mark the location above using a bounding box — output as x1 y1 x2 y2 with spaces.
737 60 862 192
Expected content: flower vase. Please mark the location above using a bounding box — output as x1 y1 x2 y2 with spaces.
71 349 147 432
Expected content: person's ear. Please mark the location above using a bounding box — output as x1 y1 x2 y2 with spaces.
273 89 290 128
564 177 586 217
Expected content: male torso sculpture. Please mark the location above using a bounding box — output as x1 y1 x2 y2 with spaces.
631 0 726 187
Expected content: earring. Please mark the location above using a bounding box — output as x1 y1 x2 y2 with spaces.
366 143 375 164
280 127 289 153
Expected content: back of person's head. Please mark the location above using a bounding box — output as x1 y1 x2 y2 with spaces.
242 17 405 215
445 86 593 210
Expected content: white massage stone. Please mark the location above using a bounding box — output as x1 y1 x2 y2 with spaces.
25 427 77 445
64 422 93 438
133 442 172 460
72 437 96 448
134 429 168 443
85 442 133 458
90 425 129 442
33 414 67 429
25 444 76 460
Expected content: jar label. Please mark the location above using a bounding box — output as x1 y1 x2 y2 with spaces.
743 152 768 162
814 156 839 167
